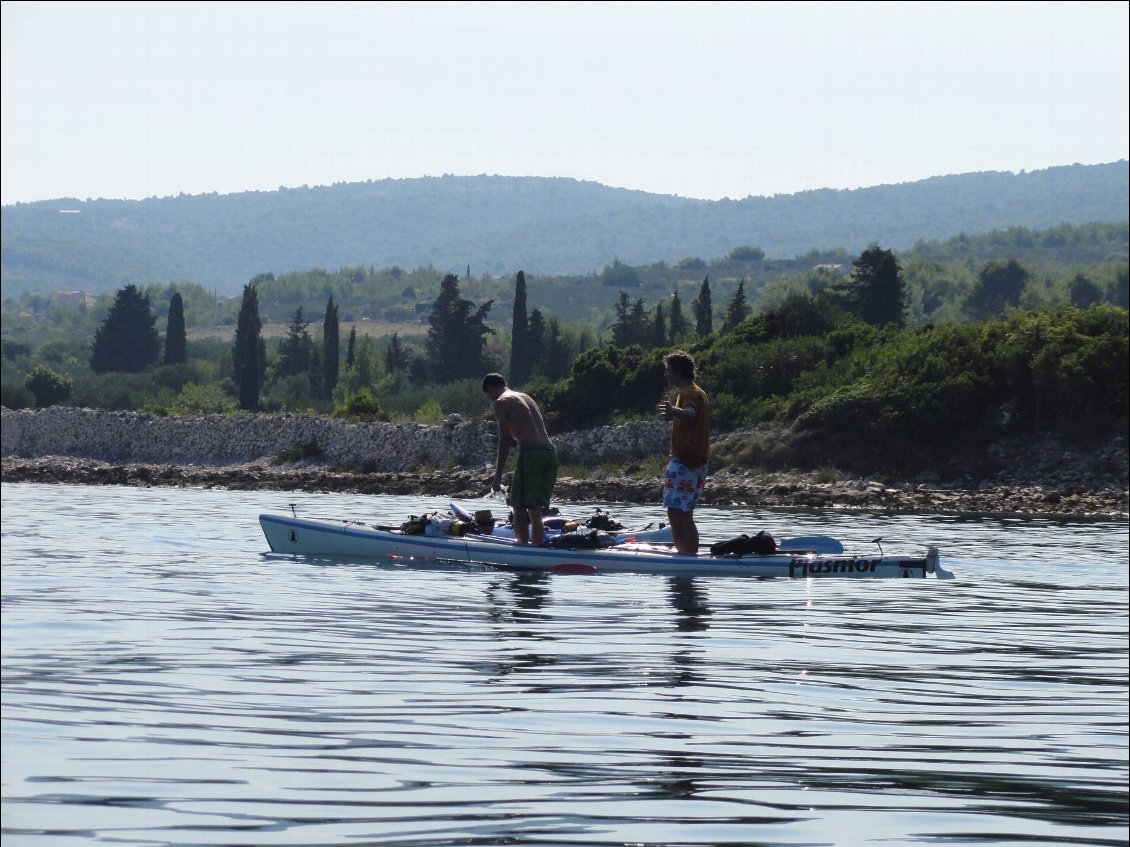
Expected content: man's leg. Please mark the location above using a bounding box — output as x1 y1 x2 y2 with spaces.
524 450 552 546
513 506 531 544
667 507 699 555
528 507 545 546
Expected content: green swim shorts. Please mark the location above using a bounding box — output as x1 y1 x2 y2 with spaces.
510 443 558 509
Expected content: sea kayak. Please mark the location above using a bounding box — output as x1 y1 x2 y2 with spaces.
259 512 952 579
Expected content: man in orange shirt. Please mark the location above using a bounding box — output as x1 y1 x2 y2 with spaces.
657 350 710 554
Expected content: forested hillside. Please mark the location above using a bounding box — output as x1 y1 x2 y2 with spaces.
5 221 1125 340
2 162 1126 299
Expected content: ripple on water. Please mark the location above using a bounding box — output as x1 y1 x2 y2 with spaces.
2 482 1126 846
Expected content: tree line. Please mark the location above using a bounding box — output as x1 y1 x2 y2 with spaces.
3 237 1126 479
4 244 913 414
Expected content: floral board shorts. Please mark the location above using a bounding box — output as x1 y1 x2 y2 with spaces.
662 457 707 512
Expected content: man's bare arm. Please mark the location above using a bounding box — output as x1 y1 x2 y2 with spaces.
493 405 515 488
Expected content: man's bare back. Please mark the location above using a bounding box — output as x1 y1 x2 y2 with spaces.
492 389 550 446
481 373 558 545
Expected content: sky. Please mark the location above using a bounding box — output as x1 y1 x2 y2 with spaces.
1 0 1127 206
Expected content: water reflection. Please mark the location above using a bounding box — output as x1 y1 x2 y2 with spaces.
667 577 712 632
482 573 556 682
484 573 552 624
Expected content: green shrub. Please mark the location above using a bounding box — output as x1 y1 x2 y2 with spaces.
335 387 388 422
24 364 73 407
415 397 444 425
1 381 35 409
70 371 167 411
169 383 239 416
381 378 491 422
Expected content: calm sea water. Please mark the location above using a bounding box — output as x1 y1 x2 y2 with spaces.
2 481 1127 847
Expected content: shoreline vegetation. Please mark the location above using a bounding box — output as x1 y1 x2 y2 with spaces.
4 434 1126 522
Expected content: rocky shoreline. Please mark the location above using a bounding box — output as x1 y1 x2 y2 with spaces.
2 407 1126 520
3 451 1126 520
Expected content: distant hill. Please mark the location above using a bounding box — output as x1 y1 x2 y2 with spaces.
1 162 1126 299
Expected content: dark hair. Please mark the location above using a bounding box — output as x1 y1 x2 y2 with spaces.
482 372 507 393
663 350 695 381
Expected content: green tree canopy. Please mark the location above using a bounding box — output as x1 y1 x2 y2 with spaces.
602 258 641 288
537 317 573 381
90 284 161 374
967 258 1029 319
729 245 766 262
611 292 650 347
1068 273 1103 309
832 245 908 328
425 274 494 382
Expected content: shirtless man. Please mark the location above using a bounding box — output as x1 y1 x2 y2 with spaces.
657 350 710 554
482 373 558 545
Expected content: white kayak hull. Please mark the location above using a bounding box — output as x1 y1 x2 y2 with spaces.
259 513 952 579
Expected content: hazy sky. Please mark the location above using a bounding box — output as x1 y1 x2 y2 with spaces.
2 0 1127 206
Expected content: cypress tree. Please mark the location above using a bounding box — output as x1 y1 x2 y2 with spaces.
668 289 687 344
163 292 187 365
277 307 313 376
611 292 635 347
385 331 408 374
385 331 408 390
510 271 530 384
539 318 572 381
233 282 262 410
308 345 323 401
345 326 357 368
722 278 751 332
321 294 340 399
693 276 713 338
527 307 546 373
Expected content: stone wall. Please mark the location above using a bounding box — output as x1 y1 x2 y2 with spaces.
0 407 670 470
